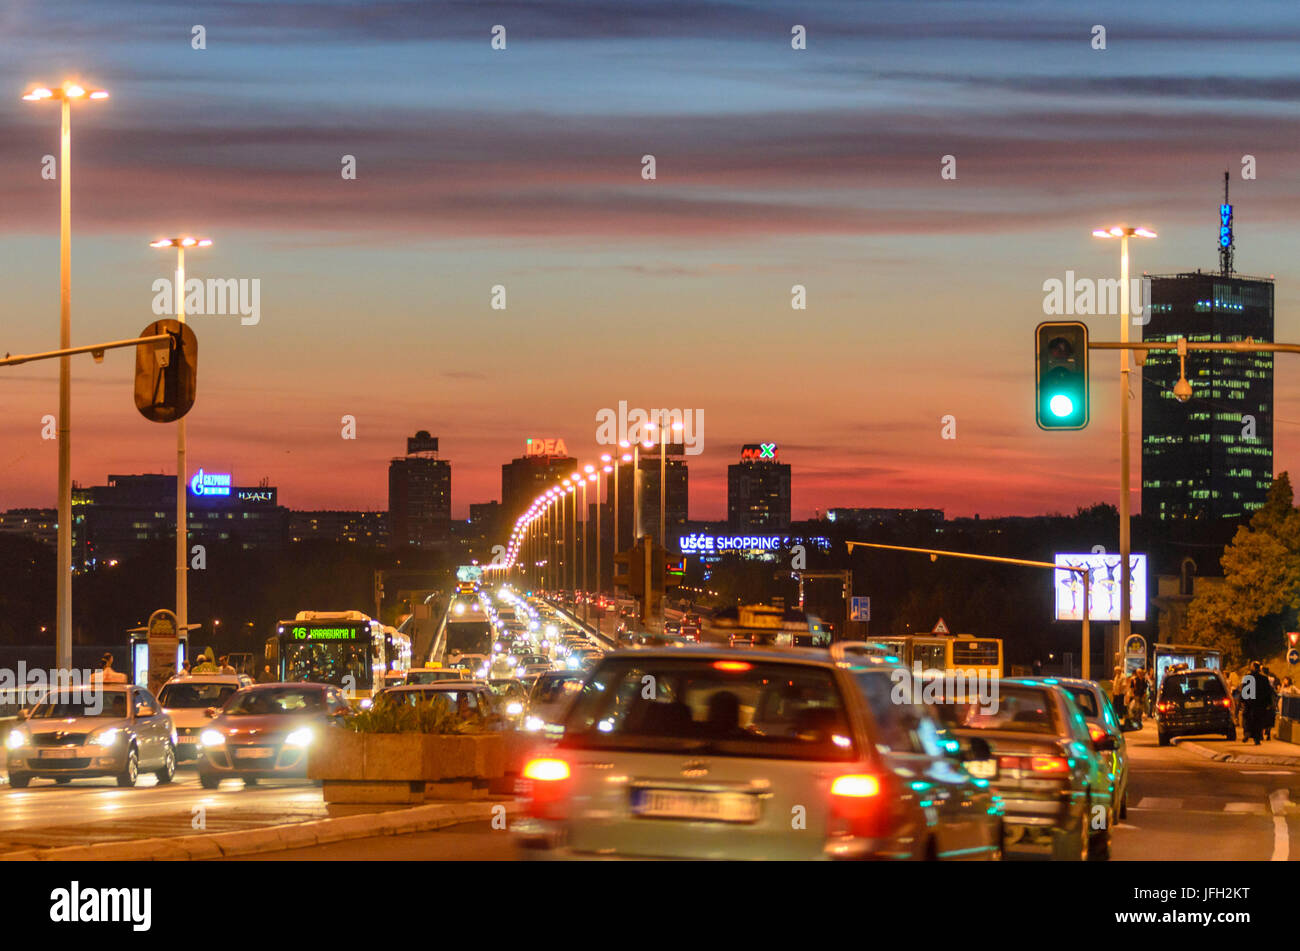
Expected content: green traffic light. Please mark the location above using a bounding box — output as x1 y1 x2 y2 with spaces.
1049 394 1074 417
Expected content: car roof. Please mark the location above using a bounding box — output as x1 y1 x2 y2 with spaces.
166 673 247 684
591 645 842 668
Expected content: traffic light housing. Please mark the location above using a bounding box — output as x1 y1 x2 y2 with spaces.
134 319 197 423
1035 321 1088 430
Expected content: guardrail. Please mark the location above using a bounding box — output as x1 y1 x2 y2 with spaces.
546 601 618 650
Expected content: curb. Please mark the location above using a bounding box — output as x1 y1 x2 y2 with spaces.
0 798 523 862
1177 740 1300 768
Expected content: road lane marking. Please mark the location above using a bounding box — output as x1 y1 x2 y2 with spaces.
1269 789 1289 862
1136 797 1182 810
1242 770 1295 775
1224 802 1267 814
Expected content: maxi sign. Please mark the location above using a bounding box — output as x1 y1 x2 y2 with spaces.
1053 552 1148 623
190 468 232 497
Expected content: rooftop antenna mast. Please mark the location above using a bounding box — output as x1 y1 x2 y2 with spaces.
1219 170 1234 277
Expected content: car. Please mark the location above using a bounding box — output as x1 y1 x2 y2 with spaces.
664 620 682 636
523 670 588 739
1048 677 1131 819
5 684 176 788
197 682 352 788
488 679 531 727
681 613 702 640
934 677 1116 860
729 633 758 649
523 663 552 678
565 647 603 670
157 674 251 762
447 653 491 679
514 644 1003 860
375 683 509 731
1156 668 1236 745
406 666 472 684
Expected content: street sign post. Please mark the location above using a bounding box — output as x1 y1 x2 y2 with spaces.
850 597 871 622
146 608 180 691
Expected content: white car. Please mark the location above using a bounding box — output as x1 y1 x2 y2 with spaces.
157 674 251 762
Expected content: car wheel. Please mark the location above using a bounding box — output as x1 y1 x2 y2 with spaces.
1157 731 1170 747
154 744 176 785
8 772 32 788
1226 726 1237 742
244 776 258 786
54 777 72 785
116 746 139 787
1119 788 1128 820
199 771 221 789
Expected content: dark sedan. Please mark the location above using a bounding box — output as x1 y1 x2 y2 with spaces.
1157 669 1235 745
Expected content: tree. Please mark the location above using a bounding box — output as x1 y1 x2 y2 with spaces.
1184 473 1300 662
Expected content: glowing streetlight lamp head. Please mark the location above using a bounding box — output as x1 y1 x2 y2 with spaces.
603 465 613 474
672 421 684 432
600 454 611 463
621 453 632 463
149 239 173 248
1133 227 1157 238
1108 226 1124 237
64 84 86 98
21 86 53 101
587 473 597 482
583 464 594 473
1091 229 1111 238
618 440 630 449
89 90 109 100
570 471 581 481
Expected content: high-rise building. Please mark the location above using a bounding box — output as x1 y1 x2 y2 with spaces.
71 473 288 568
613 452 688 553
501 438 576 529
1141 189 1273 520
727 443 791 532
388 431 451 549
289 511 388 546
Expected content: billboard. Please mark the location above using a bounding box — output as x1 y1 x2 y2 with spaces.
1054 553 1147 622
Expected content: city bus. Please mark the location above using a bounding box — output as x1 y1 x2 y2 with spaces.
266 611 411 704
872 634 1004 677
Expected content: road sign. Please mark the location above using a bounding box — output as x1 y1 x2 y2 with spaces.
1124 634 1147 658
850 597 871 621
1289 648 1300 666
134 319 197 422
932 618 949 634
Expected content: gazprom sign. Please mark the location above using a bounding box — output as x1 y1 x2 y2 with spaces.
190 468 232 497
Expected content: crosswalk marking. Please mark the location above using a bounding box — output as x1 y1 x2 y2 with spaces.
1224 802 1267 814
1136 797 1182 810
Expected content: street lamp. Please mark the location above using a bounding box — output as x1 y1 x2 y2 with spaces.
151 237 212 645
1092 224 1157 658
22 80 109 671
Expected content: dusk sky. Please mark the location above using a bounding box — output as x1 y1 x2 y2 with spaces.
3 0 1299 520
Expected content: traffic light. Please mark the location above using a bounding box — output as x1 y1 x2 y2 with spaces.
1035 321 1088 430
134 319 197 422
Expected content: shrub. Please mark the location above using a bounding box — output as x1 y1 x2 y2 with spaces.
346 695 485 734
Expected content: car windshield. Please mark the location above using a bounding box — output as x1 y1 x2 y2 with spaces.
1162 674 1227 699
407 670 460 684
935 686 1059 735
159 683 239 709
534 676 585 704
224 687 323 715
561 658 857 761
31 691 128 719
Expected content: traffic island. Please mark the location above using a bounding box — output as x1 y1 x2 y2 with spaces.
308 730 506 804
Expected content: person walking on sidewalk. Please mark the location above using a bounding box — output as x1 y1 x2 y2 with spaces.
1128 668 1149 729
1227 668 1243 727
1111 667 1128 723
1242 662 1276 746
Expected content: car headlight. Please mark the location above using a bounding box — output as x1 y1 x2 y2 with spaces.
5 729 28 750
284 727 314 748
516 667 526 677
200 729 225 747
360 698 373 709
88 727 120 748
506 702 524 716
524 716 543 732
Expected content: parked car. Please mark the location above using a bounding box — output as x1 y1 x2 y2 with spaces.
1049 677 1131 819
197 682 351 788
1157 668 1236 745
157 673 251 762
6 684 176 788
934 677 1115 860
514 644 1003 860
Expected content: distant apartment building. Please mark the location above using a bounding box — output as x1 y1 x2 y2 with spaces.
501 438 577 529
289 510 388 546
388 431 452 550
727 443 791 532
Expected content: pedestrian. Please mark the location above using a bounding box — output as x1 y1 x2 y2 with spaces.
257 664 275 683
192 650 219 674
218 655 236 675
1127 668 1149 729
1242 662 1276 745
1111 666 1128 722
1227 668 1243 725
91 651 128 685
180 660 192 676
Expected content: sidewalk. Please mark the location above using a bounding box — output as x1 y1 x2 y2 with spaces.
1171 728 1300 767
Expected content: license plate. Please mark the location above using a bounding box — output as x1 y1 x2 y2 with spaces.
966 759 997 779
633 789 760 823
1185 701 1204 709
234 747 273 759
178 735 197 743
39 748 78 759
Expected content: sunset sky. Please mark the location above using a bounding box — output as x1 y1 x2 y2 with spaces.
3 0 1299 520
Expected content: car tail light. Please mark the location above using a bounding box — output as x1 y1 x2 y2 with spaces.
1157 701 1171 713
829 772 889 838
1087 723 1106 743
522 757 571 819
1216 697 1232 708
1030 756 1069 774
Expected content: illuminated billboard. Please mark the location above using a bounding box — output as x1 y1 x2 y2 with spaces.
1053 553 1147 622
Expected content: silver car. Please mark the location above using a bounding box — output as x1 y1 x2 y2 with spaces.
514 647 1003 860
5 684 177 787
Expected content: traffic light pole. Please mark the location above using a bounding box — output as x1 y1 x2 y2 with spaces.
0 333 171 367
846 541 1092 679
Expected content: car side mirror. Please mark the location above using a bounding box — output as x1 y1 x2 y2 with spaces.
1093 734 1117 751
